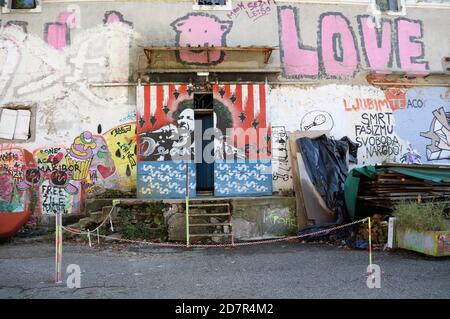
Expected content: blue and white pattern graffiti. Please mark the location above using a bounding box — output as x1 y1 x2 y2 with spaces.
137 161 196 199
214 161 272 196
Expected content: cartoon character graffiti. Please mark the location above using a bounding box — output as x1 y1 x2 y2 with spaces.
420 107 450 160
300 111 334 132
272 126 291 182
400 144 422 164
170 13 233 65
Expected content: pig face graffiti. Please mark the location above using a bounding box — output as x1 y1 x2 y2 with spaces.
171 13 233 65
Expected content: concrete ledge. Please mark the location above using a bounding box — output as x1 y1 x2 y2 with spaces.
231 197 297 240
87 196 297 242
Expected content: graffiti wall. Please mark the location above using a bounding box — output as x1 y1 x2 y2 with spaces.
0 1 449 225
0 7 137 230
270 85 450 191
277 6 430 78
0 129 132 216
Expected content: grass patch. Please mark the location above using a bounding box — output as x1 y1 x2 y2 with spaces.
393 201 448 231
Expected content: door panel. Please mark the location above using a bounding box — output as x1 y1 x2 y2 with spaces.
196 114 214 191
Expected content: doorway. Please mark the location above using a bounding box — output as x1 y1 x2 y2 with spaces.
194 93 214 194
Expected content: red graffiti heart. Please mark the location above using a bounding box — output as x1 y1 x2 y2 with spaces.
97 165 116 179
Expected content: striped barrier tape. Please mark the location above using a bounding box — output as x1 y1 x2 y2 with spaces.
62 217 369 248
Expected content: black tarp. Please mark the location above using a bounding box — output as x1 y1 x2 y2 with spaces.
296 134 358 225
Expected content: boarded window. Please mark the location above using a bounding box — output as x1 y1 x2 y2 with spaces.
0 108 31 141
0 109 17 140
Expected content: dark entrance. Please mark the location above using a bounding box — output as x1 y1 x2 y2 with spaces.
194 93 214 194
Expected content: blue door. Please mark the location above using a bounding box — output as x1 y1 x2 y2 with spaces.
196 114 214 191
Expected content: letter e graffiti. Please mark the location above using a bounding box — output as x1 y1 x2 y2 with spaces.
366 264 381 289
66 264 81 288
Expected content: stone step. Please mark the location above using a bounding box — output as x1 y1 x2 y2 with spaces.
89 211 108 224
86 199 114 213
38 213 88 230
78 217 97 230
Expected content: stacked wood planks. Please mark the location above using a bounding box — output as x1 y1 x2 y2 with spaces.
356 170 450 211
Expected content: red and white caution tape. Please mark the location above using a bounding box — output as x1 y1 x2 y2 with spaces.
62 217 368 249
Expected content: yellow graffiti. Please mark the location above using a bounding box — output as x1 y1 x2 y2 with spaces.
103 123 137 190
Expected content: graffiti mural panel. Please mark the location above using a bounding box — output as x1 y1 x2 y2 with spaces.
212 83 272 196
270 85 450 178
214 160 272 196
395 88 450 162
136 84 195 162
103 123 137 190
136 84 195 198
137 161 196 199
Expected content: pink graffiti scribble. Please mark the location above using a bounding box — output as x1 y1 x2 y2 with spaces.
45 11 77 51
279 7 318 76
397 19 428 72
57 11 77 28
320 13 358 77
171 13 232 65
0 173 13 202
105 13 121 24
359 17 392 70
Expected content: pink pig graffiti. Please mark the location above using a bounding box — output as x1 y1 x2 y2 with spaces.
171 13 233 65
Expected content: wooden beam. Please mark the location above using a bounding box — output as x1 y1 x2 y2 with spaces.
288 132 309 228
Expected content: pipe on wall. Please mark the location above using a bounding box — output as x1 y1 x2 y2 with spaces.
88 81 450 88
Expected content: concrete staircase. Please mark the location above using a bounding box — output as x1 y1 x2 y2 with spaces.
68 198 118 230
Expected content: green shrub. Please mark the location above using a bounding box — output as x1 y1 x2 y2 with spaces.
393 201 448 231
119 212 152 240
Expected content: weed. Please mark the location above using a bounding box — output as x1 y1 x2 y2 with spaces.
393 201 448 231
119 212 152 240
